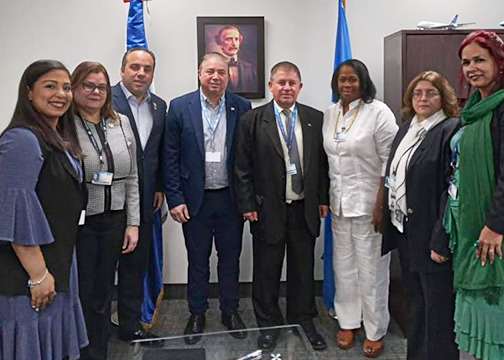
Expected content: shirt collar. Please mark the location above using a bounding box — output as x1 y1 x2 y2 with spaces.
273 101 296 114
199 87 225 109
411 109 447 131
336 98 361 111
120 81 151 104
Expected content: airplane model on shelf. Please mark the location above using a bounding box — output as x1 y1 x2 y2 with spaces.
500 21 504 27
417 14 475 30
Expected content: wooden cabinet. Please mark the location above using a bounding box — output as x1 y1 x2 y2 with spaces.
384 29 504 122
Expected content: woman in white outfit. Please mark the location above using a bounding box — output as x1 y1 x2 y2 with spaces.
323 59 398 358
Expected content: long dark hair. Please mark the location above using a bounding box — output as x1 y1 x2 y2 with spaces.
7 60 81 157
331 59 376 103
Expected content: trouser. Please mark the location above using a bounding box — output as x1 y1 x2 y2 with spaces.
252 200 318 330
76 210 126 360
182 188 243 315
332 213 390 341
117 218 153 335
397 236 458 360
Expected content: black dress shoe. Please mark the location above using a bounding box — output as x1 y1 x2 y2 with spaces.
183 314 205 345
258 334 276 351
299 321 327 351
221 310 247 339
118 329 165 347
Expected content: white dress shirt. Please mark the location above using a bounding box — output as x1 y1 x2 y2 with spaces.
120 81 153 150
274 101 304 202
323 99 398 217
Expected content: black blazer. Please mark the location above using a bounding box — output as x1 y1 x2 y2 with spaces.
486 102 504 234
382 117 460 273
112 83 167 224
234 101 329 244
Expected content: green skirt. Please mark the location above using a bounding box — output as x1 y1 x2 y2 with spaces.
455 291 504 360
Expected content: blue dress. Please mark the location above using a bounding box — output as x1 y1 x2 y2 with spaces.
0 128 88 360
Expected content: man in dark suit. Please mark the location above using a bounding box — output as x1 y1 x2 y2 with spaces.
112 48 167 344
216 25 257 93
234 61 329 351
164 52 252 344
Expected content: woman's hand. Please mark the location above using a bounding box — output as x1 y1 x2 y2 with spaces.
430 250 449 264
122 225 139 254
30 271 56 311
476 225 503 266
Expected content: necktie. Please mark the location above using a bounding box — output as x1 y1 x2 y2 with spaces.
283 109 303 194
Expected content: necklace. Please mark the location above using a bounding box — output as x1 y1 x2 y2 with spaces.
333 100 361 139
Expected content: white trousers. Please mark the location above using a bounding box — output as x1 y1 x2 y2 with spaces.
332 213 390 341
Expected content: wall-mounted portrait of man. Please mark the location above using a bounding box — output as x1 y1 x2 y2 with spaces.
197 17 265 99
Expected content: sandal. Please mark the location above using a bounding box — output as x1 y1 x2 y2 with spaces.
336 329 356 349
363 338 384 358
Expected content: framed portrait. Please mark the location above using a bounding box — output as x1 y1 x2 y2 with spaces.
197 16 265 99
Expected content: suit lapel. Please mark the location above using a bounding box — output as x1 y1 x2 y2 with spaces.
144 96 161 148
263 102 284 159
189 91 205 159
297 104 312 174
225 92 237 151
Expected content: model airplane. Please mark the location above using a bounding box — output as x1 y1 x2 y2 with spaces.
500 21 504 27
417 15 475 30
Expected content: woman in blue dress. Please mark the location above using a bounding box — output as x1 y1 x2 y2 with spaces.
0 60 88 360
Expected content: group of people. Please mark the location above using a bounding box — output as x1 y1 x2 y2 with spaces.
0 29 503 360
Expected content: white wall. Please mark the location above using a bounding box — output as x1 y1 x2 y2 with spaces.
1 0 502 283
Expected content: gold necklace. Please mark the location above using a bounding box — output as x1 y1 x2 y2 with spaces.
333 100 361 138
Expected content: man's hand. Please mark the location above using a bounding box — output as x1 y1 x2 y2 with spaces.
243 211 258 222
430 250 449 264
319 205 329 219
170 204 190 223
122 226 139 254
153 192 164 212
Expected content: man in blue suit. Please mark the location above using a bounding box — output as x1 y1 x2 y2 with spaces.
164 52 252 344
112 48 167 344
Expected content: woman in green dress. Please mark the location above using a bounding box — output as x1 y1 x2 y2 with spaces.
444 30 504 360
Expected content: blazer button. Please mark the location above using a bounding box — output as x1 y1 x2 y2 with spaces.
407 208 413 214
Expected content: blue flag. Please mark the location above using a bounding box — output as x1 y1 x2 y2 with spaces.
127 0 148 50
125 0 164 328
323 0 352 310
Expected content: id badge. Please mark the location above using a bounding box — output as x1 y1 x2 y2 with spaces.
286 163 297 176
205 151 221 163
448 181 458 200
91 171 113 185
334 131 348 142
385 175 396 191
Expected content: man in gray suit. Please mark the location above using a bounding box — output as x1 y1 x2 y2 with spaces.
112 48 167 344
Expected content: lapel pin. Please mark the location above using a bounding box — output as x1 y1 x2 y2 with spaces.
230 107 235 111
109 123 114 128
308 123 312 127
153 102 157 110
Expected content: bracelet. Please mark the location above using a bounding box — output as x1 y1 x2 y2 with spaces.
27 268 49 289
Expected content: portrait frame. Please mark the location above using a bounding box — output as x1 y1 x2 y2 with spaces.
197 16 265 99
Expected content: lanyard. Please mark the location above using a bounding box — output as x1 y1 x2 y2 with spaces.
274 105 298 151
333 100 361 138
391 127 427 177
80 116 107 166
201 95 226 132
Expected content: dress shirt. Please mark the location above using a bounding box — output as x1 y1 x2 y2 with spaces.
323 99 398 217
120 81 153 150
200 89 228 189
274 101 304 202
388 110 447 232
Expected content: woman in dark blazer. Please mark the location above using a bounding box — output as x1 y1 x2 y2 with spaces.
382 71 460 360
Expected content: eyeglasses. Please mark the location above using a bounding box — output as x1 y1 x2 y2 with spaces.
412 89 440 100
82 82 109 94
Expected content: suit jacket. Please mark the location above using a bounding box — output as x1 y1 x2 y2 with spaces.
234 101 329 244
382 117 460 272
112 83 167 224
227 58 257 93
163 89 252 216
